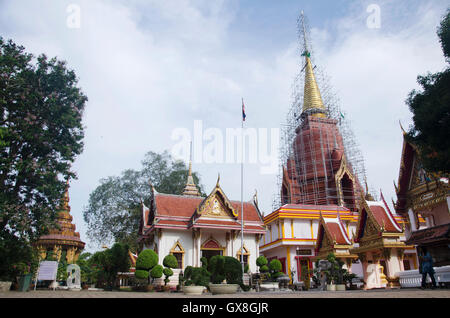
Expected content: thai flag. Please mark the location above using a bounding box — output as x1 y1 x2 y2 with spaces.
242 98 246 122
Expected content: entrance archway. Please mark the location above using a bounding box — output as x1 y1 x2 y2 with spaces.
201 238 225 263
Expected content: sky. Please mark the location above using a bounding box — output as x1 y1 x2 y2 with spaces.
1 0 449 252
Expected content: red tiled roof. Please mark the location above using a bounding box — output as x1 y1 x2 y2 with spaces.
141 193 264 234
370 205 402 233
324 222 350 245
155 194 204 218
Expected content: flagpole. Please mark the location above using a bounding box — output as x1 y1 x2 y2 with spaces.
241 98 245 276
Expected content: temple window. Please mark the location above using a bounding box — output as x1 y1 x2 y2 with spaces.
237 246 250 267
340 173 355 209
170 241 185 269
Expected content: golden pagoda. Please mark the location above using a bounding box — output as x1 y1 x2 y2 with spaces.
34 182 85 264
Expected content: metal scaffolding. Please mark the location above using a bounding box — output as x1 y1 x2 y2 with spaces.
272 13 372 211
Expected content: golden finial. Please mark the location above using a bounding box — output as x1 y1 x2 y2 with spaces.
399 120 406 135
216 173 220 188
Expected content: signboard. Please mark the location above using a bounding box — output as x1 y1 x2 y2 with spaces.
296 249 312 256
37 261 58 281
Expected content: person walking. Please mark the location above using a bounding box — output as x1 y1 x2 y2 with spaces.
419 247 437 289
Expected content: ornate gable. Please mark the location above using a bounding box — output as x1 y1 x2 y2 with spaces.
355 198 382 243
315 213 355 259
193 175 238 221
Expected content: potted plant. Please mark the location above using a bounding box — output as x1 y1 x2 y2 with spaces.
208 255 242 295
162 254 178 292
328 254 346 291
183 265 210 295
300 265 311 291
256 256 278 291
134 249 158 291
150 265 163 291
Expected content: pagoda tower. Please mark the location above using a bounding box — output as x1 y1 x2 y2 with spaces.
182 142 201 197
34 182 85 263
281 14 364 211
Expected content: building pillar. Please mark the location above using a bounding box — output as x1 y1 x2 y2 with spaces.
408 208 417 231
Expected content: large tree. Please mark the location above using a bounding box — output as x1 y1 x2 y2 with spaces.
83 151 205 251
0 38 87 258
406 9 450 175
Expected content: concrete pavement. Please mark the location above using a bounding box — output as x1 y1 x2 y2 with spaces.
1 288 449 298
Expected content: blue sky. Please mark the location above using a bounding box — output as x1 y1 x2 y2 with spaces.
1 0 449 252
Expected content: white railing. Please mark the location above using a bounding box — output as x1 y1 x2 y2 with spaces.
396 266 450 288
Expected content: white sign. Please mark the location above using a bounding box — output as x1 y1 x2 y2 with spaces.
37 261 59 281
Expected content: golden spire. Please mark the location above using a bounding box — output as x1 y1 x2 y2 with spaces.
303 56 327 118
182 142 200 196
299 11 327 118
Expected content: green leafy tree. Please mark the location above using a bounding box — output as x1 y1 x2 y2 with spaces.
406 9 450 175
0 37 87 280
76 252 92 284
89 243 130 290
83 151 205 250
0 37 87 239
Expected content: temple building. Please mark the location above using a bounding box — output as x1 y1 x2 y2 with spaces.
351 196 413 288
394 132 450 267
34 183 85 264
261 13 412 287
261 204 362 283
315 212 357 269
138 166 266 287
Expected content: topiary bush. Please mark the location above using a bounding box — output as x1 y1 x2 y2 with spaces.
269 259 282 273
163 267 174 286
208 255 226 284
224 256 243 285
135 269 149 280
150 264 163 283
163 254 178 269
256 255 268 268
162 254 178 287
136 249 158 271
269 259 283 282
134 249 159 287
200 257 208 269
184 266 210 287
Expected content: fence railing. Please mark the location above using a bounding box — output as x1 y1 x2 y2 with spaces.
396 266 450 288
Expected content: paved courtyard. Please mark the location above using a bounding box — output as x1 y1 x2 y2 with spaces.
1 288 449 298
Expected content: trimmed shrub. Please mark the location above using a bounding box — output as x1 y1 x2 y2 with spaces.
184 266 210 287
200 257 208 269
208 255 226 284
163 267 174 286
269 259 282 273
224 256 243 285
256 255 268 267
150 264 163 281
136 249 158 271
163 267 173 277
260 265 269 273
163 254 178 269
135 269 149 280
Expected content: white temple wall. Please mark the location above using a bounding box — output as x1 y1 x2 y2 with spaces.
158 229 194 267
293 219 312 238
